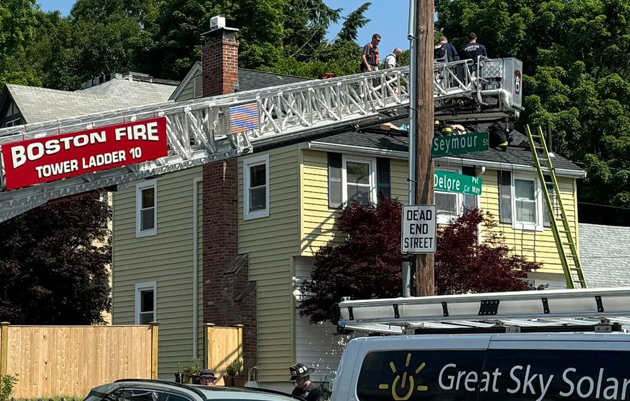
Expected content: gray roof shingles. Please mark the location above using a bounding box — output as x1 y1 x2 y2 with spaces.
314 129 583 172
237 68 310 91
580 223 630 287
8 78 176 124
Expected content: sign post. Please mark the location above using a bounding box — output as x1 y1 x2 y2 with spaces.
401 205 437 254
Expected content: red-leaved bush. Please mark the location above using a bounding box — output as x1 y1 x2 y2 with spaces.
298 198 540 323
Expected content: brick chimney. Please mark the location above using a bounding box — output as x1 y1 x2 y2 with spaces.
201 22 239 97
201 18 257 374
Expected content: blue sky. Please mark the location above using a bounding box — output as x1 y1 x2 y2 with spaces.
36 0 411 55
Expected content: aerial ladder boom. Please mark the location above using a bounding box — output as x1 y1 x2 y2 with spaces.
0 58 523 222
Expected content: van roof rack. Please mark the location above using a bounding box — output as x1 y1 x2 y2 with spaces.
336 288 630 335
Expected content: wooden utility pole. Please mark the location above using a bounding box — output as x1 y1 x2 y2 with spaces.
414 0 435 296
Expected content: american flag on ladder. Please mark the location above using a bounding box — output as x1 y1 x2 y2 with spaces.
229 103 259 134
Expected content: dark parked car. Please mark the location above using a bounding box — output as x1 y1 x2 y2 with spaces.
84 380 304 401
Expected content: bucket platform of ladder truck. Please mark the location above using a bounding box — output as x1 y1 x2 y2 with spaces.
331 288 630 401
0 57 522 222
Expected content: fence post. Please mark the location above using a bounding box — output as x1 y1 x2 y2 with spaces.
150 322 159 379
204 323 215 369
0 322 9 376
234 324 243 363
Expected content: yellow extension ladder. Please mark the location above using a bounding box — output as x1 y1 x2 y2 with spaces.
525 125 587 288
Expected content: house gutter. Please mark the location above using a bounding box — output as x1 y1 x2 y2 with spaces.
299 142 587 179
192 176 202 357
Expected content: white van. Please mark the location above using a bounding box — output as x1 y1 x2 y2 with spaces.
331 333 630 401
331 288 630 401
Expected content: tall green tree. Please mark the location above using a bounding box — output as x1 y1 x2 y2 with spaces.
265 2 371 78
0 0 39 87
282 0 340 62
436 0 630 208
0 193 111 324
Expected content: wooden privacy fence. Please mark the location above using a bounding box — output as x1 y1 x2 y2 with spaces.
205 324 243 385
0 322 158 399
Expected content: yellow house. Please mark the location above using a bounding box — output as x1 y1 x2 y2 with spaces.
111 20 583 393
111 115 584 390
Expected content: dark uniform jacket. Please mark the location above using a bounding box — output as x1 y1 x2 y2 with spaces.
292 384 322 401
435 43 459 62
461 42 487 63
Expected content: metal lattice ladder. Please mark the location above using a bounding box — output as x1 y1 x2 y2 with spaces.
0 59 522 222
525 125 587 289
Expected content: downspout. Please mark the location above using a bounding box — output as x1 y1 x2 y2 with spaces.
193 176 202 357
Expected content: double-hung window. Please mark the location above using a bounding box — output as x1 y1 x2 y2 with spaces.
135 282 156 324
514 178 537 225
343 156 376 206
435 167 459 224
243 155 269 220
328 153 389 208
136 180 157 237
498 171 544 230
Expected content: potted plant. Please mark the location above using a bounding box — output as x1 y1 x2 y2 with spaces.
183 358 202 384
224 359 244 387
174 362 184 383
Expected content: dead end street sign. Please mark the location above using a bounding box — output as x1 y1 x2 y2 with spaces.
401 205 437 254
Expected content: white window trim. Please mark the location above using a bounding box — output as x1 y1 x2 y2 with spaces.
193 75 202 98
435 166 463 225
342 155 377 206
243 154 270 220
136 180 158 237
512 173 544 231
5 118 19 127
135 281 156 325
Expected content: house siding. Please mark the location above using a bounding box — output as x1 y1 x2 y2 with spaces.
294 256 351 383
301 150 340 255
112 167 203 378
299 150 578 278
173 70 199 102
480 171 577 275
238 146 300 383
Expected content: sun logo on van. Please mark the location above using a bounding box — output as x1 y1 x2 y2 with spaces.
378 353 428 401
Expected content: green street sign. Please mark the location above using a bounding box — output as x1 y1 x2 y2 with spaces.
432 132 489 157
434 170 483 195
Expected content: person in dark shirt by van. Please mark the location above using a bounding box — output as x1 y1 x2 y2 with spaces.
289 363 321 401
461 32 487 66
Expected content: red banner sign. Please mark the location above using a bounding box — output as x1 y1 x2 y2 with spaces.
1 117 168 190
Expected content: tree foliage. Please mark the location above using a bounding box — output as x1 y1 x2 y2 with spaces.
0 0 374 86
435 209 538 294
298 200 538 323
0 193 111 324
0 0 39 87
436 0 630 208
